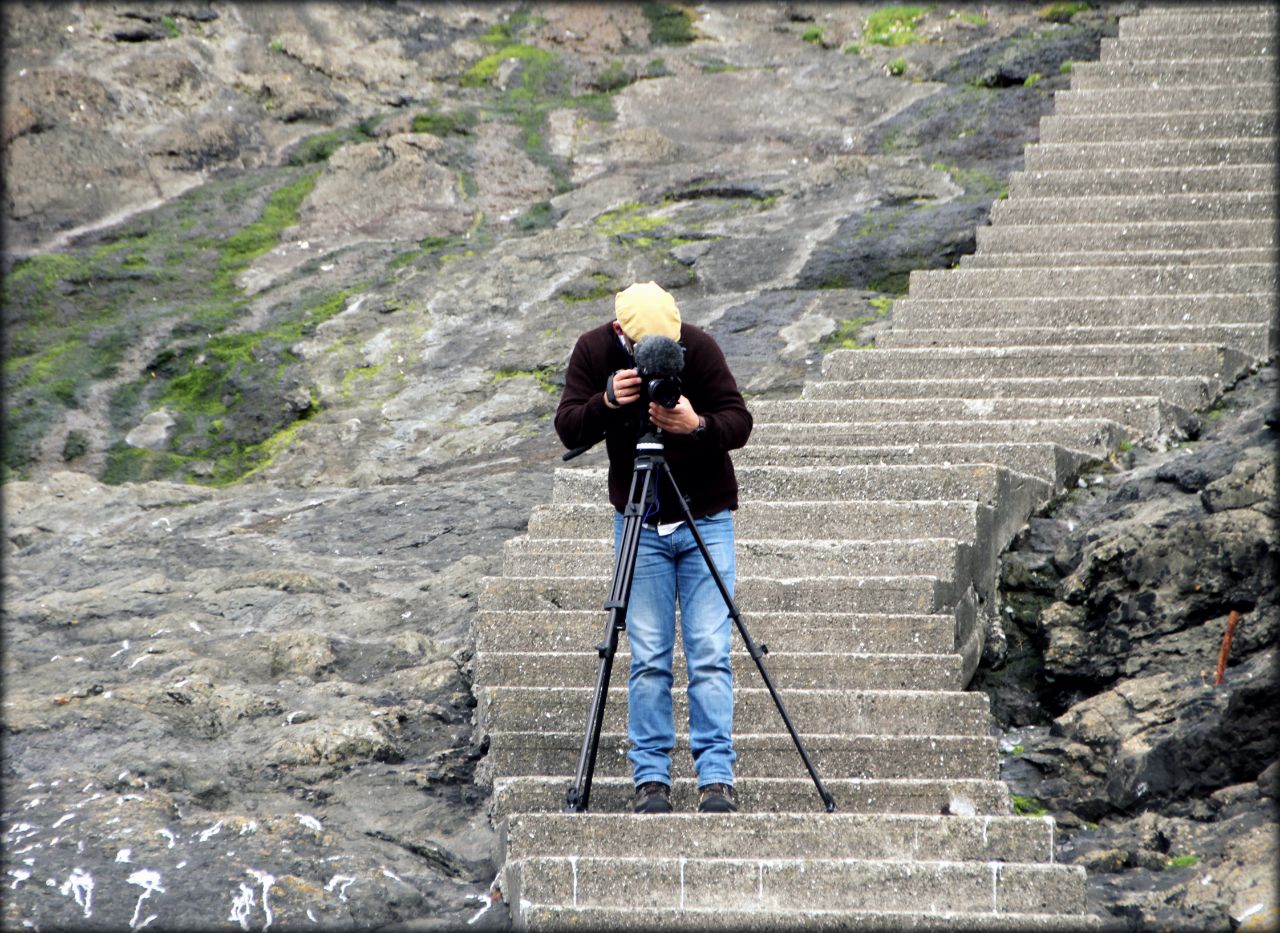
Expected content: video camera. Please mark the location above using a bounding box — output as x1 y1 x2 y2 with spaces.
633 335 684 410
564 334 685 462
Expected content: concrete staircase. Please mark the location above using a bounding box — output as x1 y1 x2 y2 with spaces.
473 5 1276 929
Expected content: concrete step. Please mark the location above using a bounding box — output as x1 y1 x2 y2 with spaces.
803 375 1220 412
1071 58 1276 89
1053 86 1277 116
977 219 1274 252
1101 34 1275 61
1039 111 1275 144
737 443 1087 485
506 856 1085 915
891 294 1274 329
1022 138 1274 170
1007 165 1274 197
748 419 1129 456
478 688 992 736
502 536 965 580
907 263 1275 297
517 904 1099 931
1145 4 1278 10
876 323 1273 359
989 193 1275 224
750 396 1183 436
821 344 1250 383
484 731 998 781
527 500 988 543
553 464 1050 508
475 650 966 691
1120 11 1278 38
481 575 952 614
502 812 1054 863
1154 3 1279 9
475 610 960 656
490 776 1014 818
961 249 1274 268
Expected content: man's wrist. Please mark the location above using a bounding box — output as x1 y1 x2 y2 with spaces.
691 415 707 438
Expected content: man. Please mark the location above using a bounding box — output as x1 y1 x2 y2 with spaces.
554 281 753 814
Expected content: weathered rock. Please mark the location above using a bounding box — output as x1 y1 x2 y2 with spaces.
1013 650 1276 819
124 408 177 449
2 467 546 928
934 21 1109 88
977 366 1279 932
298 135 469 242
983 367 1278 716
1059 798 1278 932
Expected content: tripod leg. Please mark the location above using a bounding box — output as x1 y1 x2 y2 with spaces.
659 462 837 813
564 464 656 813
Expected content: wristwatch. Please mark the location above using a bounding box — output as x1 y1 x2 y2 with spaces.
691 416 707 439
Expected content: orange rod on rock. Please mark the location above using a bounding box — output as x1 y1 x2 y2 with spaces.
1214 610 1242 686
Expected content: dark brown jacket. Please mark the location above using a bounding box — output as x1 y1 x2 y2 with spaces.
555 322 753 522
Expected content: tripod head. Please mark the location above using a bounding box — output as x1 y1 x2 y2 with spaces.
634 420 665 455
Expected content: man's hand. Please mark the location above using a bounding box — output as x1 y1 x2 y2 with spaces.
604 369 641 408
648 396 701 434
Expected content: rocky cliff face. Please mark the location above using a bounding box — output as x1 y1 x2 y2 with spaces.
9 3 1268 931
976 364 1278 932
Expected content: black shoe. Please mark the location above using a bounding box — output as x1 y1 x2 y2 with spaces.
697 783 737 813
633 781 673 813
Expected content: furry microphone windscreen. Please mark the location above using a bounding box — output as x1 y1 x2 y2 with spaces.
633 335 684 377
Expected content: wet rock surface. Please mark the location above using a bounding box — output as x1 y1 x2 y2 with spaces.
4 466 555 928
976 365 1279 932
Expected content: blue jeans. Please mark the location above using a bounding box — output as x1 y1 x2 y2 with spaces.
613 510 737 789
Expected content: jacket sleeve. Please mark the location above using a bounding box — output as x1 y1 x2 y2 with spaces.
555 331 620 451
689 334 753 453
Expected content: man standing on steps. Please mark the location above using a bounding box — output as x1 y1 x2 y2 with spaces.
554 282 753 814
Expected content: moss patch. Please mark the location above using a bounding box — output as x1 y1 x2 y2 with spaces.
411 109 477 136
595 201 671 240
559 272 618 303
216 172 318 287
1012 794 1049 817
492 366 559 393
595 61 633 93
821 295 895 350
1 161 347 484
643 3 696 46
514 200 557 234
931 161 1005 197
340 364 383 398
125 288 351 477
479 10 546 47
287 119 378 165
1041 2 1089 23
388 233 482 271
461 44 556 88
864 5 932 47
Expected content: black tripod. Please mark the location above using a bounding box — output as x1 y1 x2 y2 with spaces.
562 424 836 813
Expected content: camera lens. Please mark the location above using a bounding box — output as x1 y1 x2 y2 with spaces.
648 377 681 409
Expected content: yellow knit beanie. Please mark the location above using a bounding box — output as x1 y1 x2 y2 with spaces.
615 281 681 342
